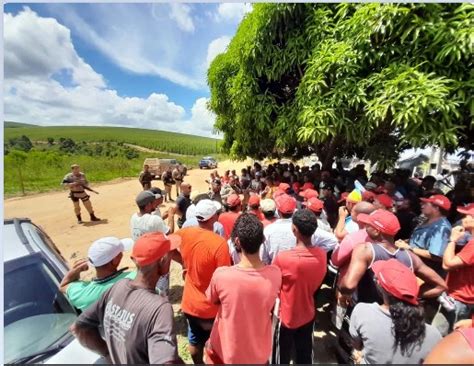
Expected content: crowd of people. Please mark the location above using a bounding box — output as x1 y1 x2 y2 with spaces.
64 160 473 364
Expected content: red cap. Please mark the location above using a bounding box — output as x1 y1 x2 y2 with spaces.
357 209 401 236
278 183 291 192
338 192 349 203
304 197 324 213
372 259 419 305
248 194 260 207
299 188 319 199
226 193 241 207
420 195 451 211
375 194 393 209
275 194 296 214
362 191 376 202
132 232 180 267
273 189 286 199
458 203 474 216
292 182 301 193
301 182 315 191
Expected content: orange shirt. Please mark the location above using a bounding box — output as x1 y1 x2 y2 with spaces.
176 227 231 318
218 211 241 240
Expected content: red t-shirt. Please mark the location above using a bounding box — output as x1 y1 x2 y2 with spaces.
206 265 282 364
218 211 241 240
447 239 474 304
249 209 265 222
273 246 327 328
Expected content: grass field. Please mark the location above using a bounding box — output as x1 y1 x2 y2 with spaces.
5 123 221 156
4 123 226 196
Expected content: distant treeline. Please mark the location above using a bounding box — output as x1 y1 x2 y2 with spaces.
5 125 221 156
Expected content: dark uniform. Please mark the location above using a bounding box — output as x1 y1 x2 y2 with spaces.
139 170 156 190
162 170 175 202
62 166 100 223
172 167 183 197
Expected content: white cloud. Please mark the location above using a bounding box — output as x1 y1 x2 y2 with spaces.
187 97 216 135
4 7 105 88
44 4 206 90
4 7 217 137
4 78 186 129
4 77 217 137
215 3 252 23
206 36 231 67
169 3 195 33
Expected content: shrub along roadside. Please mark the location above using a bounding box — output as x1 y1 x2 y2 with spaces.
4 147 226 196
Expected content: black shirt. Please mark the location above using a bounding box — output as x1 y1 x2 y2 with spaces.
176 195 192 228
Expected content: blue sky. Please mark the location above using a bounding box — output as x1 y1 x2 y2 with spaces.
3 3 252 136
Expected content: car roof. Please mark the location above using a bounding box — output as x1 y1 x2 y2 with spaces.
4 218 70 274
4 219 33 262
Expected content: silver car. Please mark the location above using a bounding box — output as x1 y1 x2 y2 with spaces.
4 218 101 364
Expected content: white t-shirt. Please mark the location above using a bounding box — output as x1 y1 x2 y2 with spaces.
317 217 332 233
261 219 295 264
311 227 338 252
130 213 169 241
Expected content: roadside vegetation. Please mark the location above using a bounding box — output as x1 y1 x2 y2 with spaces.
4 126 225 196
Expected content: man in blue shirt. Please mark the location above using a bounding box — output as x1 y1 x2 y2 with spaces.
397 195 452 275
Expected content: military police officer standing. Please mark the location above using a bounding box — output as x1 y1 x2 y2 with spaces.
62 164 101 224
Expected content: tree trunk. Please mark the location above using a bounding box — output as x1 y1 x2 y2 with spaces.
317 137 337 171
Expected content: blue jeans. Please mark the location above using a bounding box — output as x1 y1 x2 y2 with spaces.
432 297 474 336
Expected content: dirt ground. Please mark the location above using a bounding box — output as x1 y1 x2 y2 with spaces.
4 158 337 363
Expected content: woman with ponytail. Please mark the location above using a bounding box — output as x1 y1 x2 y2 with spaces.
349 259 442 364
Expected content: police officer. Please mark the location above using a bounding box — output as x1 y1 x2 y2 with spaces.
62 164 101 224
139 164 157 190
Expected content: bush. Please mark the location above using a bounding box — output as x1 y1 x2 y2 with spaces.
7 135 33 152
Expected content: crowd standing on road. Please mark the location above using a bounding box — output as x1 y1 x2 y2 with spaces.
69 160 474 364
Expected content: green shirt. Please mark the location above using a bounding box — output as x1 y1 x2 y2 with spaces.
66 270 137 311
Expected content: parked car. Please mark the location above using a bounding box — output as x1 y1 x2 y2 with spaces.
4 218 101 364
143 158 187 179
199 157 218 169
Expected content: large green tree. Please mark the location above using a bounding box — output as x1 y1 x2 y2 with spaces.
208 3 473 169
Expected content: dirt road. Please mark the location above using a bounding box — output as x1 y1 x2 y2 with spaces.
4 157 337 363
4 159 250 264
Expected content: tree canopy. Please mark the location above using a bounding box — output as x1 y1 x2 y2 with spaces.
207 3 473 169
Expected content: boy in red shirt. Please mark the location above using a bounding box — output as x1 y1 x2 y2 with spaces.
205 214 282 364
273 209 327 364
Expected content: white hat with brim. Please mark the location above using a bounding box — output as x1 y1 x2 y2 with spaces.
88 237 133 267
195 200 221 222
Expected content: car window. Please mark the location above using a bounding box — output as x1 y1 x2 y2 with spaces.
21 222 68 273
4 254 76 363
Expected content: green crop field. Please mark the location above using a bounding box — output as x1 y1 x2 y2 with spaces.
4 123 221 156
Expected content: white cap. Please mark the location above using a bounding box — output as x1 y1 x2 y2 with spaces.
186 204 197 221
88 237 133 267
133 214 169 238
195 199 220 222
261 199 276 212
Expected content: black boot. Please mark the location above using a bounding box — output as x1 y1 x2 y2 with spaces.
77 214 83 224
90 213 101 221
